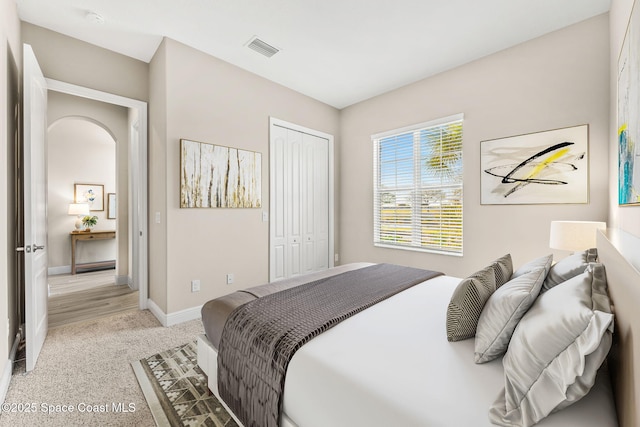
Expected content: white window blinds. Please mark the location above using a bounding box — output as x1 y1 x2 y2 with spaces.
373 114 463 255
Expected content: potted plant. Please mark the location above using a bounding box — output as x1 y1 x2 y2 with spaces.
82 215 98 231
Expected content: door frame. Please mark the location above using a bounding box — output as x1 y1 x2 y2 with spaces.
46 79 149 309
268 117 335 281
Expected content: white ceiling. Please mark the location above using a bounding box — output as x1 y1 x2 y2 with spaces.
17 0 611 109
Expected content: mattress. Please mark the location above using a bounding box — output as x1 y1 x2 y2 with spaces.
280 275 618 427
201 262 374 349
198 270 618 427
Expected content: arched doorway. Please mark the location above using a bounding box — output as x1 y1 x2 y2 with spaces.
46 116 137 326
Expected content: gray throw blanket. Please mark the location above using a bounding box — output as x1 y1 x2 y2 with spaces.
217 263 443 427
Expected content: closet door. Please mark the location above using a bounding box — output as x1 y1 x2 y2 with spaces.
302 133 329 273
287 129 303 277
270 120 333 282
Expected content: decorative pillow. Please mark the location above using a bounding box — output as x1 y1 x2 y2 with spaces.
446 264 497 342
511 254 552 279
489 264 613 427
492 254 512 288
542 248 597 292
474 267 546 364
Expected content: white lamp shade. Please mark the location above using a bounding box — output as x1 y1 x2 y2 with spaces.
68 203 90 216
549 221 606 252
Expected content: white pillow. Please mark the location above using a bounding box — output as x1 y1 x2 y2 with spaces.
542 248 597 292
474 267 546 364
511 254 552 279
489 264 613 427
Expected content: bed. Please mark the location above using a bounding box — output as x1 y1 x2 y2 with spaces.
197 228 639 427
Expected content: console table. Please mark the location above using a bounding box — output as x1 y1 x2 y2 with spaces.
70 230 116 274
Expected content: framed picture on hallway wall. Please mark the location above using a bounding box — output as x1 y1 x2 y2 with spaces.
480 125 589 205
180 139 262 208
75 183 104 211
107 193 116 219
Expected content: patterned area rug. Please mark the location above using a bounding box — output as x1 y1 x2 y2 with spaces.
132 341 238 427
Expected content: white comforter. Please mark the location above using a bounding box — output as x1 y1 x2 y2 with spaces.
282 275 618 427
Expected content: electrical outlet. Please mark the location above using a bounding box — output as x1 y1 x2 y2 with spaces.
226 274 234 285
191 279 201 292
334 253 339 263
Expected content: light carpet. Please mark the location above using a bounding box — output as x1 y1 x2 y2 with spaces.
1 309 203 426
132 342 237 427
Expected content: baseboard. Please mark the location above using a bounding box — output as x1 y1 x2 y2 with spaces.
48 265 71 275
147 299 202 327
115 275 132 287
48 265 122 276
0 331 21 404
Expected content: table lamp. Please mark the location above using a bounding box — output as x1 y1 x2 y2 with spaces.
68 203 90 230
549 220 606 252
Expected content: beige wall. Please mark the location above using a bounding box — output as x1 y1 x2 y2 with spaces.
148 40 169 311
339 14 610 277
22 23 149 102
12 12 615 320
22 26 149 283
609 0 640 238
1 0 21 391
149 38 340 314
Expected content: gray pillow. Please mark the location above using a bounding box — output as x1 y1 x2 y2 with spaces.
511 254 552 279
474 267 546 364
542 248 597 292
489 264 613 427
492 254 512 288
446 264 496 342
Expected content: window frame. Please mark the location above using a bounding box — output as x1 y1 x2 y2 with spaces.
372 113 464 256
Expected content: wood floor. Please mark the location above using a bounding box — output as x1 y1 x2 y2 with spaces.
48 270 139 329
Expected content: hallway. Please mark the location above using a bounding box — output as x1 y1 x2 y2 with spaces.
48 270 138 328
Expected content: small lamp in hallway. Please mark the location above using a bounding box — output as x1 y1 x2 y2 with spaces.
68 203 90 231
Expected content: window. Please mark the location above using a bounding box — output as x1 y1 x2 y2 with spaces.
373 114 463 255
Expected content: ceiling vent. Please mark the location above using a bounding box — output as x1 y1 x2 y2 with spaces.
246 36 280 58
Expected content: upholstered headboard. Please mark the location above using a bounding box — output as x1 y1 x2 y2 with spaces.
596 229 640 427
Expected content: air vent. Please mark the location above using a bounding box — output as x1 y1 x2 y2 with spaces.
246 36 280 58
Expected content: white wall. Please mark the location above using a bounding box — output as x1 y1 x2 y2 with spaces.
339 14 610 277
609 0 640 238
47 118 116 271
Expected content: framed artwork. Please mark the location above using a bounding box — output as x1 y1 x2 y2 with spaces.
480 125 589 205
74 183 104 211
107 193 116 219
618 0 640 205
180 139 262 208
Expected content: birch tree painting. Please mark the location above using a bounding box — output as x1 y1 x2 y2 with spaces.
181 139 262 208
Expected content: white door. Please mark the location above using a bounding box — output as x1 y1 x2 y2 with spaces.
305 133 329 272
269 119 334 281
270 126 304 280
23 44 48 372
